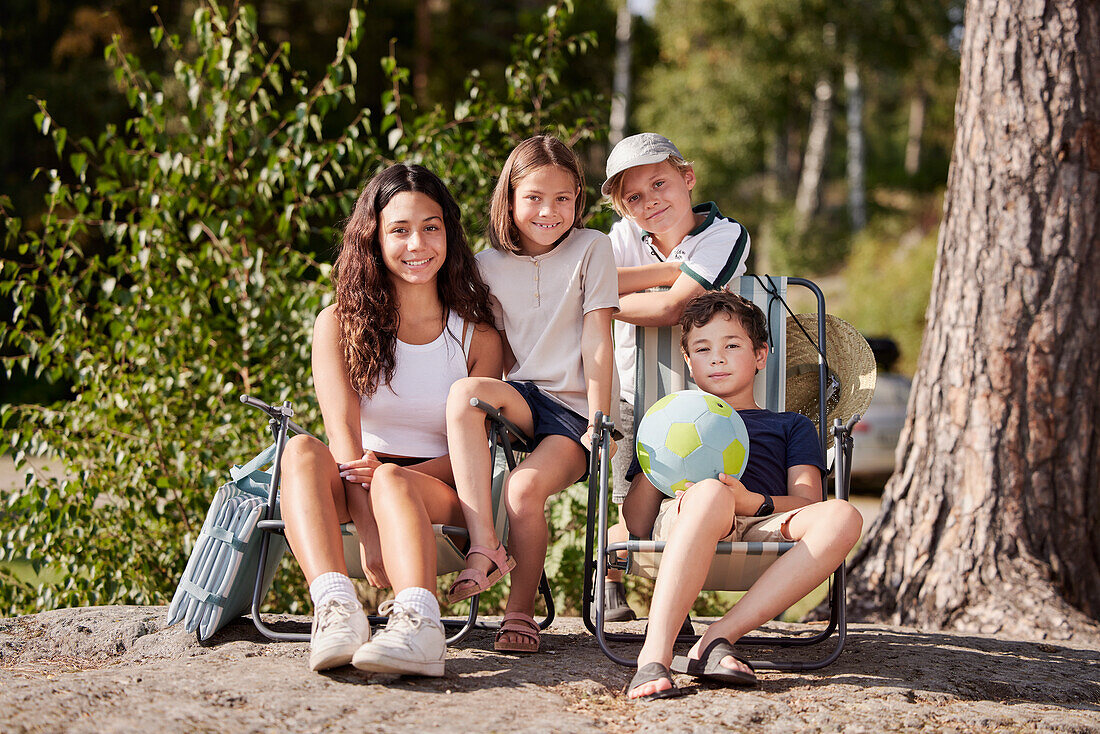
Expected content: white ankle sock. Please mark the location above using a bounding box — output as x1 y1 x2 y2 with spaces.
394 587 440 623
310 572 358 609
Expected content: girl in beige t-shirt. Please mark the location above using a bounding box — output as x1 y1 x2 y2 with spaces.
445 136 619 653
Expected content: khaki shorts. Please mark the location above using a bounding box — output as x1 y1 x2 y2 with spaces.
650 495 805 543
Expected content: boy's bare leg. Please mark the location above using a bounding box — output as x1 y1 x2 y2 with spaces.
497 436 586 647
629 479 734 698
606 520 628 582
688 499 863 672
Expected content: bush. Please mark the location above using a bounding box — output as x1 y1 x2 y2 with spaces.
0 1 603 616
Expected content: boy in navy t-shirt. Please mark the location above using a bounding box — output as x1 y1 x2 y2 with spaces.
622 291 863 700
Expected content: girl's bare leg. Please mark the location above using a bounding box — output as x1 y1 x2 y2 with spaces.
445 377 534 590
496 436 586 647
369 463 465 592
279 435 351 583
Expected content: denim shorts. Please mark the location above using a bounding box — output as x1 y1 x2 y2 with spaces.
506 380 590 480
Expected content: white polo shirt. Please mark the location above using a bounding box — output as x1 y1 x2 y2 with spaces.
610 202 750 403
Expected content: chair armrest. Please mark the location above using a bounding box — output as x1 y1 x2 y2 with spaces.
471 397 534 449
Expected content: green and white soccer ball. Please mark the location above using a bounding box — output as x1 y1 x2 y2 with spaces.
635 389 750 498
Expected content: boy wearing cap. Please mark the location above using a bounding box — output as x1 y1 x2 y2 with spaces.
598 133 751 622
622 291 863 700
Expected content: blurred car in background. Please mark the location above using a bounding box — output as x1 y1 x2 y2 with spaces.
850 338 912 488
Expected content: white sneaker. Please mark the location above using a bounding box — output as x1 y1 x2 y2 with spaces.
351 599 445 677
309 598 371 671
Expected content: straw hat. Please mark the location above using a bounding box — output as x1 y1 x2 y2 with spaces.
785 313 877 448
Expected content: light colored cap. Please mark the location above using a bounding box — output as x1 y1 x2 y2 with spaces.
601 133 683 196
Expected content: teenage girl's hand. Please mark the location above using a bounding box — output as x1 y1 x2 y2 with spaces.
338 450 382 489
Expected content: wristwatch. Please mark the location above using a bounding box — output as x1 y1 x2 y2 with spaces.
754 494 774 517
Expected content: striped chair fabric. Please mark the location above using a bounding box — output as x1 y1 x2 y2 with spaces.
626 275 796 591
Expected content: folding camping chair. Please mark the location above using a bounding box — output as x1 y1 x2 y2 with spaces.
243 395 557 646
582 275 860 671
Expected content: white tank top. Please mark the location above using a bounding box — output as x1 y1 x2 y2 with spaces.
360 310 472 458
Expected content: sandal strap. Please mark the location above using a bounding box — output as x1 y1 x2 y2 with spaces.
496 612 539 640
452 566 489 588
630 662 673 690
465 543 510 573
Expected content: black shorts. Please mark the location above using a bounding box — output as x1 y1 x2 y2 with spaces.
506 380 590 481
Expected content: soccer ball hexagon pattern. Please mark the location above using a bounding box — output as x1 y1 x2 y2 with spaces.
635 390 750 497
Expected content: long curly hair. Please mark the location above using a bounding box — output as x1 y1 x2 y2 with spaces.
334 163 494 397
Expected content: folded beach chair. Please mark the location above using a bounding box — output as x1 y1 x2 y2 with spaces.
583 275 868 671
243 395 557 645
166 440 288 641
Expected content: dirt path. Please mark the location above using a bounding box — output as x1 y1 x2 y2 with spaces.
1 606 1097 732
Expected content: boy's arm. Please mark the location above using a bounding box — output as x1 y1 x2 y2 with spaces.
615 271 707 327
766 465 820 513
617 261 682 295
580 306 616 442
715 464 820 516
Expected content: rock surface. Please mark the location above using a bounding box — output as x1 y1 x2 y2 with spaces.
1 606 1098 732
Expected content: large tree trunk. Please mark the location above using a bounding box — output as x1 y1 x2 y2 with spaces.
847 0 1100 640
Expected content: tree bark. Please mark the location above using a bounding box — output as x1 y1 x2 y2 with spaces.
847 0 1100 640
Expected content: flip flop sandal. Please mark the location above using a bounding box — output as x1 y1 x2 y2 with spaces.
446 543 516 604
626 662 685 701
494 611 540 653
670 639 756 687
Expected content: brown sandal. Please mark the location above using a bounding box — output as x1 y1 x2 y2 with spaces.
494 611 540 653
446 543 516 604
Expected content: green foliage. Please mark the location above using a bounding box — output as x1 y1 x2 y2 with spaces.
635 0 959 275
830 197 941 375
0 1 604 616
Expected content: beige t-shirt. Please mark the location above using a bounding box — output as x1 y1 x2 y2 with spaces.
476 227 620 420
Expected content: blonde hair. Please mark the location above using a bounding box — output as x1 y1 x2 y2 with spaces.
605 155 694 217
488 135 586 253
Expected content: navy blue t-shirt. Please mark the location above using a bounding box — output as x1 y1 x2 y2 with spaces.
736 409 825 497
626 408 825 497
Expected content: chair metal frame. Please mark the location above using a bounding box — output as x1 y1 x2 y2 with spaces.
241 395 555 646
581 276 858 671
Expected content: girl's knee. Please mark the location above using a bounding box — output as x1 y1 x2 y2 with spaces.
505 473 553 515
369 463 413 498
447 376 491 409
280 434 329 474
